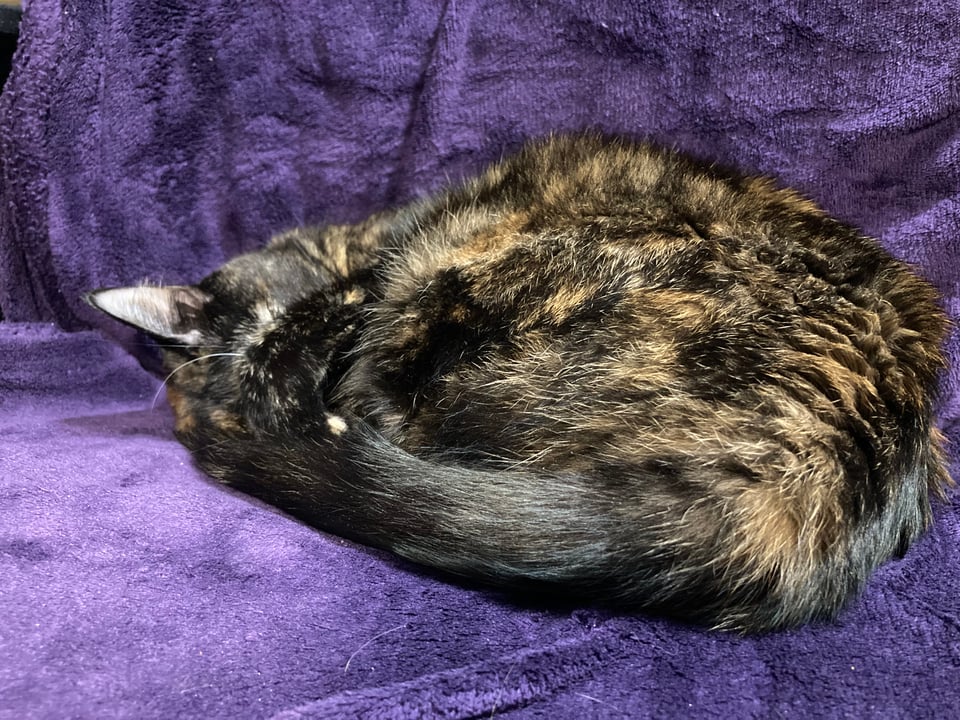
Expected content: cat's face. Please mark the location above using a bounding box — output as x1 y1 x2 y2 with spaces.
86 245 347 444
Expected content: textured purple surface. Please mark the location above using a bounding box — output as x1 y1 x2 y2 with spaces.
2 1 960 717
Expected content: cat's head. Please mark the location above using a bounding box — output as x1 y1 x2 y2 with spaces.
86 241 353 443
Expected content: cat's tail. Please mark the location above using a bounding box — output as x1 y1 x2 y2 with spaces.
185 409 872 632
197 411 627 588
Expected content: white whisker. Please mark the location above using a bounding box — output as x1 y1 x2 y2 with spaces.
152 352 244 409
151 342 228 350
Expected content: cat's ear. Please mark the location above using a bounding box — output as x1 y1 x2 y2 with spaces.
85 285 214 345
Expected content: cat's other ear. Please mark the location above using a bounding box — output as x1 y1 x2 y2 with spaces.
84 285 214 345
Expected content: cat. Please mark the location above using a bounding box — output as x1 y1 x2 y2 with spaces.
87 134 951 632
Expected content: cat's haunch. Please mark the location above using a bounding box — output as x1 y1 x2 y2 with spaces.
88 134 951 632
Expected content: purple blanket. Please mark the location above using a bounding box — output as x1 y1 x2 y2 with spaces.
3 1 959 717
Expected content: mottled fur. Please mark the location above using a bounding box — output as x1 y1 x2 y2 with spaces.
88 135 950 632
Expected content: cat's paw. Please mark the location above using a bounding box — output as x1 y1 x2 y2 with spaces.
324 412 349 436
235 292 364 435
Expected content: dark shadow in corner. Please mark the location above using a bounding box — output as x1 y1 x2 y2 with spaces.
0 4 21 93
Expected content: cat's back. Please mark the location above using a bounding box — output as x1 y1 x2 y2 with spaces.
346 135 945 462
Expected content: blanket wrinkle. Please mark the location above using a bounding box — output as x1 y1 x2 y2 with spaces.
269 624 633 720
2 1 960 718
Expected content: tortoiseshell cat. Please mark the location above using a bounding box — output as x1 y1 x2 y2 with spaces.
88 135 950 632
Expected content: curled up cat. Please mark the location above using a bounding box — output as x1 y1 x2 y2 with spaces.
87 134 951 632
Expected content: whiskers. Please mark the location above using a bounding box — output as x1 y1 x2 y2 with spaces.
152 352 244 409
147 340 229 351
